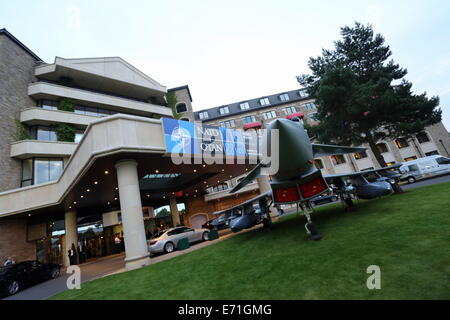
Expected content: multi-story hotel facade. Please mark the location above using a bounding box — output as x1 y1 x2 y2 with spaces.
1 28 449 270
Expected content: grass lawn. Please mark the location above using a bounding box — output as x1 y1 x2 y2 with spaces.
51 182 450 300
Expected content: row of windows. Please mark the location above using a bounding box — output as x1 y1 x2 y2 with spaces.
30 125 84 143
315 148 440 169
21 158 64 187
38 99 140 118
376 133 431 154
215 105 318 128
198 91 312 120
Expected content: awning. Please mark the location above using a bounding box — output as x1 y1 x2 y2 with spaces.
243 121 262 130
286 112 305 120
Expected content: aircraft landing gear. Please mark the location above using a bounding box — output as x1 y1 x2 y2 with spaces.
303 206 322 241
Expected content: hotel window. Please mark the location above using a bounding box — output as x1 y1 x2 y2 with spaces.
219 106 229 115
303 102 316 110
416 132 430 144
282 106 297 115
299 89 309 98
279 93 290 102
242 115 257 124
198 111 209 120
176 103 188 113
425 150 439 156
308 112 319 121
330 155 346 165
38 100 58 111
314 159 324 169
262 110 277 120
376 143 389 153
220 120 235 128
240 102 250 110
21 158 63 187
354 151 368 160
404 156 417 162
259 98 270 106
21 158 33 187
395 138 409 149
32 126 57 142
74 130 84 143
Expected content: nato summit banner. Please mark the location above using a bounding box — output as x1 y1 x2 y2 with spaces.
162 118 258 159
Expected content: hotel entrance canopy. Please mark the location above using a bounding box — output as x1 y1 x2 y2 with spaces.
0 115 259 219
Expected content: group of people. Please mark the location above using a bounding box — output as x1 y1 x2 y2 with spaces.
67 242 89 265
3 256 16 266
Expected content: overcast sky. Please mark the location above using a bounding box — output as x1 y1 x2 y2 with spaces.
2 0 449 129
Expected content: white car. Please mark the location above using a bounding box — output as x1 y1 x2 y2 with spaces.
147 226 210 254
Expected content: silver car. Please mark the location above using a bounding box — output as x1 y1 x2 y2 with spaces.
147 226 210 254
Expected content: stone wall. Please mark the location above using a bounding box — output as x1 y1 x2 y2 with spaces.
0 217 36 263
0 34 38 192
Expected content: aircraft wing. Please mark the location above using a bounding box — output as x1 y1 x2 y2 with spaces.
229 162 264 193
324 164 401 181
212 190 273 216
312 144 367 157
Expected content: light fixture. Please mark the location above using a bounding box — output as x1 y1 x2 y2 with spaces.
104 170 109 174
69 206 72 209
155 170 159 173
114 197 118 200
147 194 150 197
80 195 84 199
86 189 90 192
28 214 31 217
115 187 118 190
222 169 225 172
202 164 206 168
94 181 98 185
73 201 77 204
204 181 207 184
107 202 110 205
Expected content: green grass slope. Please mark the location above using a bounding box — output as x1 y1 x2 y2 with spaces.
51 182 450 300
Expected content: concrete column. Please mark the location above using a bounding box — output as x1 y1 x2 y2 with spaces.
257 176 279 217
64 209 78 267
115 159 150 271
170 198 181 227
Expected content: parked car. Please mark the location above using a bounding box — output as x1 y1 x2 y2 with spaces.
202 215 229 230
0 260 61 297
399 155 450 183
309 193 339 207
147 226 210 254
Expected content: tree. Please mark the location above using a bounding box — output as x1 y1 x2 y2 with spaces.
166 91 181 120
156 207 170 218
297 22 441 167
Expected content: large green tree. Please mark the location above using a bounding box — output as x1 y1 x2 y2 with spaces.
297 22 441 167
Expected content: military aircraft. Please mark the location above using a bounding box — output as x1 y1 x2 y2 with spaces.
224 116 401 240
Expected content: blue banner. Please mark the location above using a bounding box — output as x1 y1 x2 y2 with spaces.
162 118 254 157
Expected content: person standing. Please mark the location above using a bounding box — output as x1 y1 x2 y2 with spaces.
68 246 75 265
114 234 121 253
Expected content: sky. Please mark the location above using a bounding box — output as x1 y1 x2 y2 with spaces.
1 0 450 129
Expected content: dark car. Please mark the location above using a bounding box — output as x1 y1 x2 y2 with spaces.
0 260 61 297
309 193 339 207
202 215 229 230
